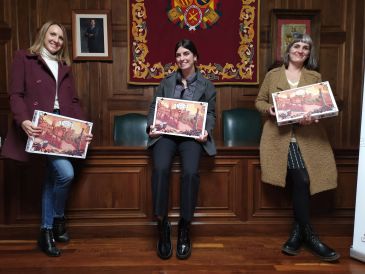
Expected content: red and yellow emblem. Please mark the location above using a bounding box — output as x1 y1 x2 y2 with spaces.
168 0 221 31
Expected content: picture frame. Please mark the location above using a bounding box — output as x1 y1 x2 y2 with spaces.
152 97 208 139
270 9 320 64
71 10 112 61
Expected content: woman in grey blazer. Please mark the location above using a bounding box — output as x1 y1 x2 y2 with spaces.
147 39 216 260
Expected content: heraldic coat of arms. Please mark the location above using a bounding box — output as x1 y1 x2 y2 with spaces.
167 0 221 31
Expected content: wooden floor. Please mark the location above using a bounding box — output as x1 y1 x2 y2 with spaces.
0 235 364 274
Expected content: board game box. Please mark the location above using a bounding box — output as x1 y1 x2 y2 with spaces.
272 81 338 126
152 97 208 138
25 110 93 158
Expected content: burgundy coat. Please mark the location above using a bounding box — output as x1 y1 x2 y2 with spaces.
1 50 85 162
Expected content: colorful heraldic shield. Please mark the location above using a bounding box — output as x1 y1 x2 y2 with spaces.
167 0 221 31
25 110 93 159
152 97 208 138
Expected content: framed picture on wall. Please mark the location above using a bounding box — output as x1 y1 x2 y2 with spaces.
71 10 112 61
270 9 320 65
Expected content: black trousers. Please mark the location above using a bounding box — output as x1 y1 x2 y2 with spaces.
286 168 310 225
151 136 203 222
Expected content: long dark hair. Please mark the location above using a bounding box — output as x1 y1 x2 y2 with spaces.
283 33 318 70
174 39 199 59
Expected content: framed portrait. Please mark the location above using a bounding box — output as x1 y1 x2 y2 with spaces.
72 10 112 61
271 9 320 64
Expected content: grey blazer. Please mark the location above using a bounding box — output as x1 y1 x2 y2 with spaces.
147 71 217 156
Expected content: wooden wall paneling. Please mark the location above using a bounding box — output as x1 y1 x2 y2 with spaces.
1 0 11 90
333 154 358 212
0 7 11 140
341 0 357 148
190 157 244 221
111 47 131 97
313 0 345 31
37 0 73 27
79 0 101 9
72 62 99 147
3 159 44 224
245 158 260 222
111 0 127 48
215 86 230 141
345 0 365 147
14 0 32 50
0 147 359 238
317 0 347 148
0 30 9 96
251 160 292 221
319 44 346 147
67 157 150 220
0 158 4 223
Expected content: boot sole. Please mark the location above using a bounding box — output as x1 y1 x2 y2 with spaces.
281 246 301 256
54 236 70 243
304 246 341 262
37 242 61 257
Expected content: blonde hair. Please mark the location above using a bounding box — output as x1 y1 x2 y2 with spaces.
29 21 71 65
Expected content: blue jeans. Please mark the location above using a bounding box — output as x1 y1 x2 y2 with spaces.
41 156 74 229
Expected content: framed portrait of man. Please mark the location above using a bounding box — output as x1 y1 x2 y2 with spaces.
72 10 112 61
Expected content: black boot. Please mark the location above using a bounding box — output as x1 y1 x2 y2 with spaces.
176 218 191 259
282 222 303 255
53 216 70 242
156 217 172 259
302 224 340 261
37 228 61 257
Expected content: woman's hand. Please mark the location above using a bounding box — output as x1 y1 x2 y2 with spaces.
148 125 162 138
21 120 42 137
299 112 319 126
195 130 208 143
85 133 93 143
269 106 276 116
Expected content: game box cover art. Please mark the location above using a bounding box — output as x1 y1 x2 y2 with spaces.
272 81 339 126
25 110 93 158
152 97 208 138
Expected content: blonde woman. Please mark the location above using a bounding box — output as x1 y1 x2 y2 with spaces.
2 21 92 256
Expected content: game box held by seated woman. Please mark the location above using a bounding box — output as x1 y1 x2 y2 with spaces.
152 97 208 138
25 110 93 158
272 81 338 126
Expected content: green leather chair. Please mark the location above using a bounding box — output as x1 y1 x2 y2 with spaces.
113 113 148 146
222 108 262 146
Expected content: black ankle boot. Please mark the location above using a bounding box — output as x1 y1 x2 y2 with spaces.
282 222 303 255
37 228 61 257
176 218 191 259
156 217 172 259
53 216 70 242
302 224 340 261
